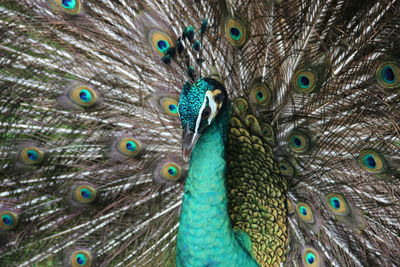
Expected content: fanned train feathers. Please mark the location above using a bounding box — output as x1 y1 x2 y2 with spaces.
0 0 399 266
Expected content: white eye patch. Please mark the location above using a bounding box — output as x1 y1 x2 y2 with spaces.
206 91 219 124
194 91 219 133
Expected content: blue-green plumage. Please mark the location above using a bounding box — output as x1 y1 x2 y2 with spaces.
179 79 224 132
176 102 257 266
0 1 399 266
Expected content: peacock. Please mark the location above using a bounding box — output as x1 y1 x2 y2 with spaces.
0 0 399 266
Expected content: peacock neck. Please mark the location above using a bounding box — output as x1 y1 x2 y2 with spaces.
182 104 229 197
176 105 257 266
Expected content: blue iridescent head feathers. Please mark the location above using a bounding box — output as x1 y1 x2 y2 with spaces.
178 78 226 133
178 78 226 161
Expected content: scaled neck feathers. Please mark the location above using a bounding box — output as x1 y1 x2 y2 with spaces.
176 104 257 266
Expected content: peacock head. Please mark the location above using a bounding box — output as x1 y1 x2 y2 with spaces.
178 77 227 161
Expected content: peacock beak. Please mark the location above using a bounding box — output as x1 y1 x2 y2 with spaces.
182 125 201 162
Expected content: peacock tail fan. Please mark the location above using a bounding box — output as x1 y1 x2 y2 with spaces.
0 0 399 266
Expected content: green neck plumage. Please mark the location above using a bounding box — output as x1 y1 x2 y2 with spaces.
176 104 257 266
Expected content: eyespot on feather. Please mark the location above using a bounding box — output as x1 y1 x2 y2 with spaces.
250 83 272 106
160 97 179 117
375 61 399 88
296 202 315 224
69 85 98 107
224 17 249 47
72 185 97 204
117 137 143 157
293 69 318 94
326 193 350 216
302 247 320 267
19 146 45 165
159 162 182 181
0 211 19 231
358 149 386 174
149 30 174 56
69 249 93 267
49 0 82 15
288 130 312 153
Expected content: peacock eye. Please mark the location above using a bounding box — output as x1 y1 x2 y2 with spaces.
293 69 318 94
0 211 19 230
326 193 350 216
149 30 174 56
251 84 272 106
69 85 98 108
50 0 82 15
73 185 97 204
358 149 386 174
201 107 211 118
302 248 320 267
62 0 77 9
296 202 315 224
160 162 182 181
224 17 249 47
19 146 45 165
160 97 179 117
376 61 399 88
117 137 143 157
75 253 87 265
70 249 93 267
288 130 312 153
